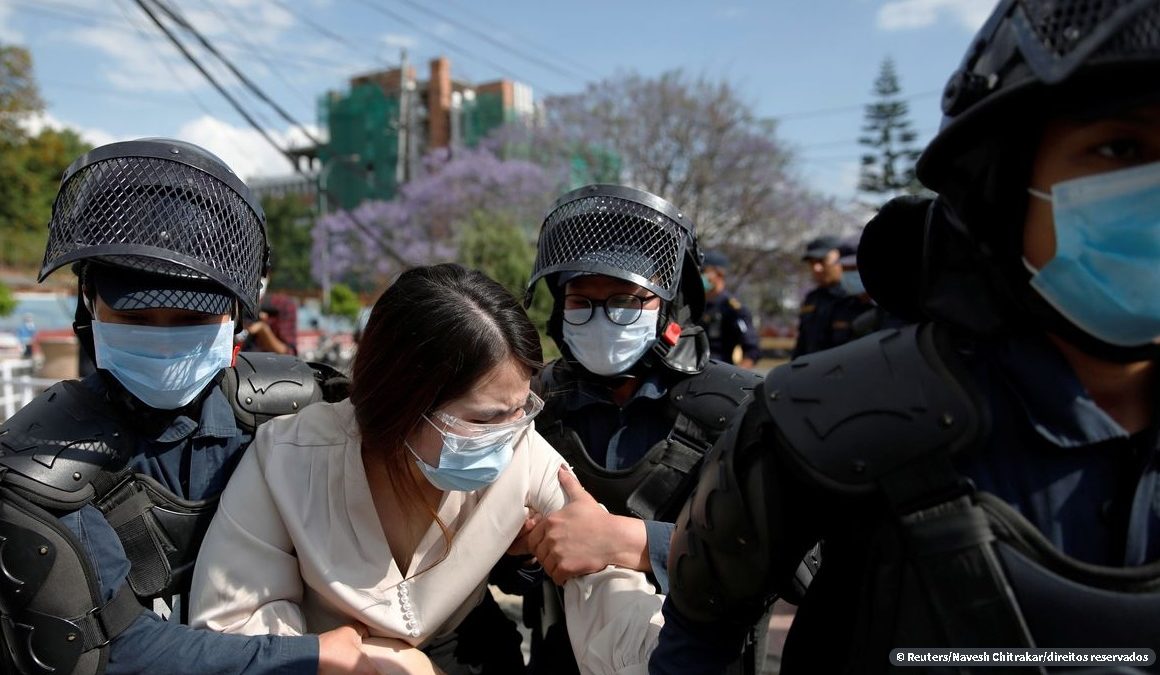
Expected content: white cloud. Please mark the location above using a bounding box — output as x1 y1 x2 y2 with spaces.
877 0 991 32
65 0 303 95
71 24 208 94
176 115 320 181
22 112 120 148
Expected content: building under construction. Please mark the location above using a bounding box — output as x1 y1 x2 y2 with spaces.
281 56 534 210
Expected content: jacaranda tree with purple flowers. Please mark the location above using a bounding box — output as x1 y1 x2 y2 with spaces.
312 146 560 295
486 69 862 326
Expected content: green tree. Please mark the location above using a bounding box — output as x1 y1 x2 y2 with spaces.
0 127 92 269
0 45 92 271
0 282 16 317
858 57 923 201
262 194 316 292
458 210 558 360
327 283 361 323
0 44 43 144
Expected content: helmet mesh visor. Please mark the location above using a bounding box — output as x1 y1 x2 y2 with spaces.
43 156 264 307
1022 0 1160 59
533 195 687 299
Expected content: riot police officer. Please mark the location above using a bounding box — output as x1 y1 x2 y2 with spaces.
0 139 368 674
519 185 765 673
654 1 1160 672
700 251 761 368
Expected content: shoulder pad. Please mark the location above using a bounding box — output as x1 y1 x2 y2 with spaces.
669 361 764 436
222 353 332 432
763 323 982 494
0 381 133 511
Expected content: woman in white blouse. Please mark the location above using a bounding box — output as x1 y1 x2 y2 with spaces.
190 264 663 675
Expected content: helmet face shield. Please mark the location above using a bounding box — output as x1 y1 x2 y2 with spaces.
40 139 267 317
527 185 696 305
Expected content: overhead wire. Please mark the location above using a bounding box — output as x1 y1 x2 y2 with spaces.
442 0 592 75
268 0 386 64
129 0 408 265
393 0 587 82
350 0 554 95
196 0 316 109
150 0 321 145
111 0 220 122
8 0 357 72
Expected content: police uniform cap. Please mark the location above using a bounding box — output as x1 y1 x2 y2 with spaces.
802 235 843 261
703 250 730 269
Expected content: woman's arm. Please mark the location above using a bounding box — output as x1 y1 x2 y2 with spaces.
362 637 446 675
189 433 308 635
523 430 664 675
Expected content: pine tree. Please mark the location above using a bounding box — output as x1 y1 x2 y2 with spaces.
858 57 922 200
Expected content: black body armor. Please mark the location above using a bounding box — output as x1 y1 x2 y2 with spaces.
668 324 1160 673
0 354 347 675
536 359 763 523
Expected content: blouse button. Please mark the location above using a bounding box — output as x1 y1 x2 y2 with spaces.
409 629 420 637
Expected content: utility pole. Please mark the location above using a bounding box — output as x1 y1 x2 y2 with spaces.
396 49 410 187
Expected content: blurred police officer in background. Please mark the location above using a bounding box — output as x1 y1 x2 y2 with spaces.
0 139 368 675
653 1 1160 672
792 235 858 357
520 184 766 674
700 251 761 369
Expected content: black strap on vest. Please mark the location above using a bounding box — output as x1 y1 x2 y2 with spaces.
624 410 712 520
879 425 1042 671
67 582 143 651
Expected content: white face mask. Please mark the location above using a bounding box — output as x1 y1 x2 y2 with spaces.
562 308 659 376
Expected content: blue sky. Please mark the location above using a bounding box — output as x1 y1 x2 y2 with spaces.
1 0 994 202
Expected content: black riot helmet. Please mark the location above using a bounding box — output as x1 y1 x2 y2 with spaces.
919 0 1160 202
41 138 269 318
861 0 1160 361
525 184 708 375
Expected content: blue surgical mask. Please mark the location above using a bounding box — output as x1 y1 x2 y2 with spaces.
562 308 659 376
92 318 235 409
409 393 542 492
409 426 518 493
1025 160 1160 347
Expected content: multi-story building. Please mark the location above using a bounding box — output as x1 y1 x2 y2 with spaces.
301 55 534 210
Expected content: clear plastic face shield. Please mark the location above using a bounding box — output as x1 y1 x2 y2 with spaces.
424 390 545 451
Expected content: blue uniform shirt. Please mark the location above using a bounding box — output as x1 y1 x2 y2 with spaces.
548 370 677 591
957 334 1160 565
59 374 318 675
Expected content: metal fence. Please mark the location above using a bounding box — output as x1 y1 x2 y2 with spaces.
0 358 58 422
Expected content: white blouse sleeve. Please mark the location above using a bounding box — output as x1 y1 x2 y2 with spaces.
188 425 308 636
523 430 665 675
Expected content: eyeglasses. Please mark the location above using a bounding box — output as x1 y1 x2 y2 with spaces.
427 390 545 442
562 293 660 326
